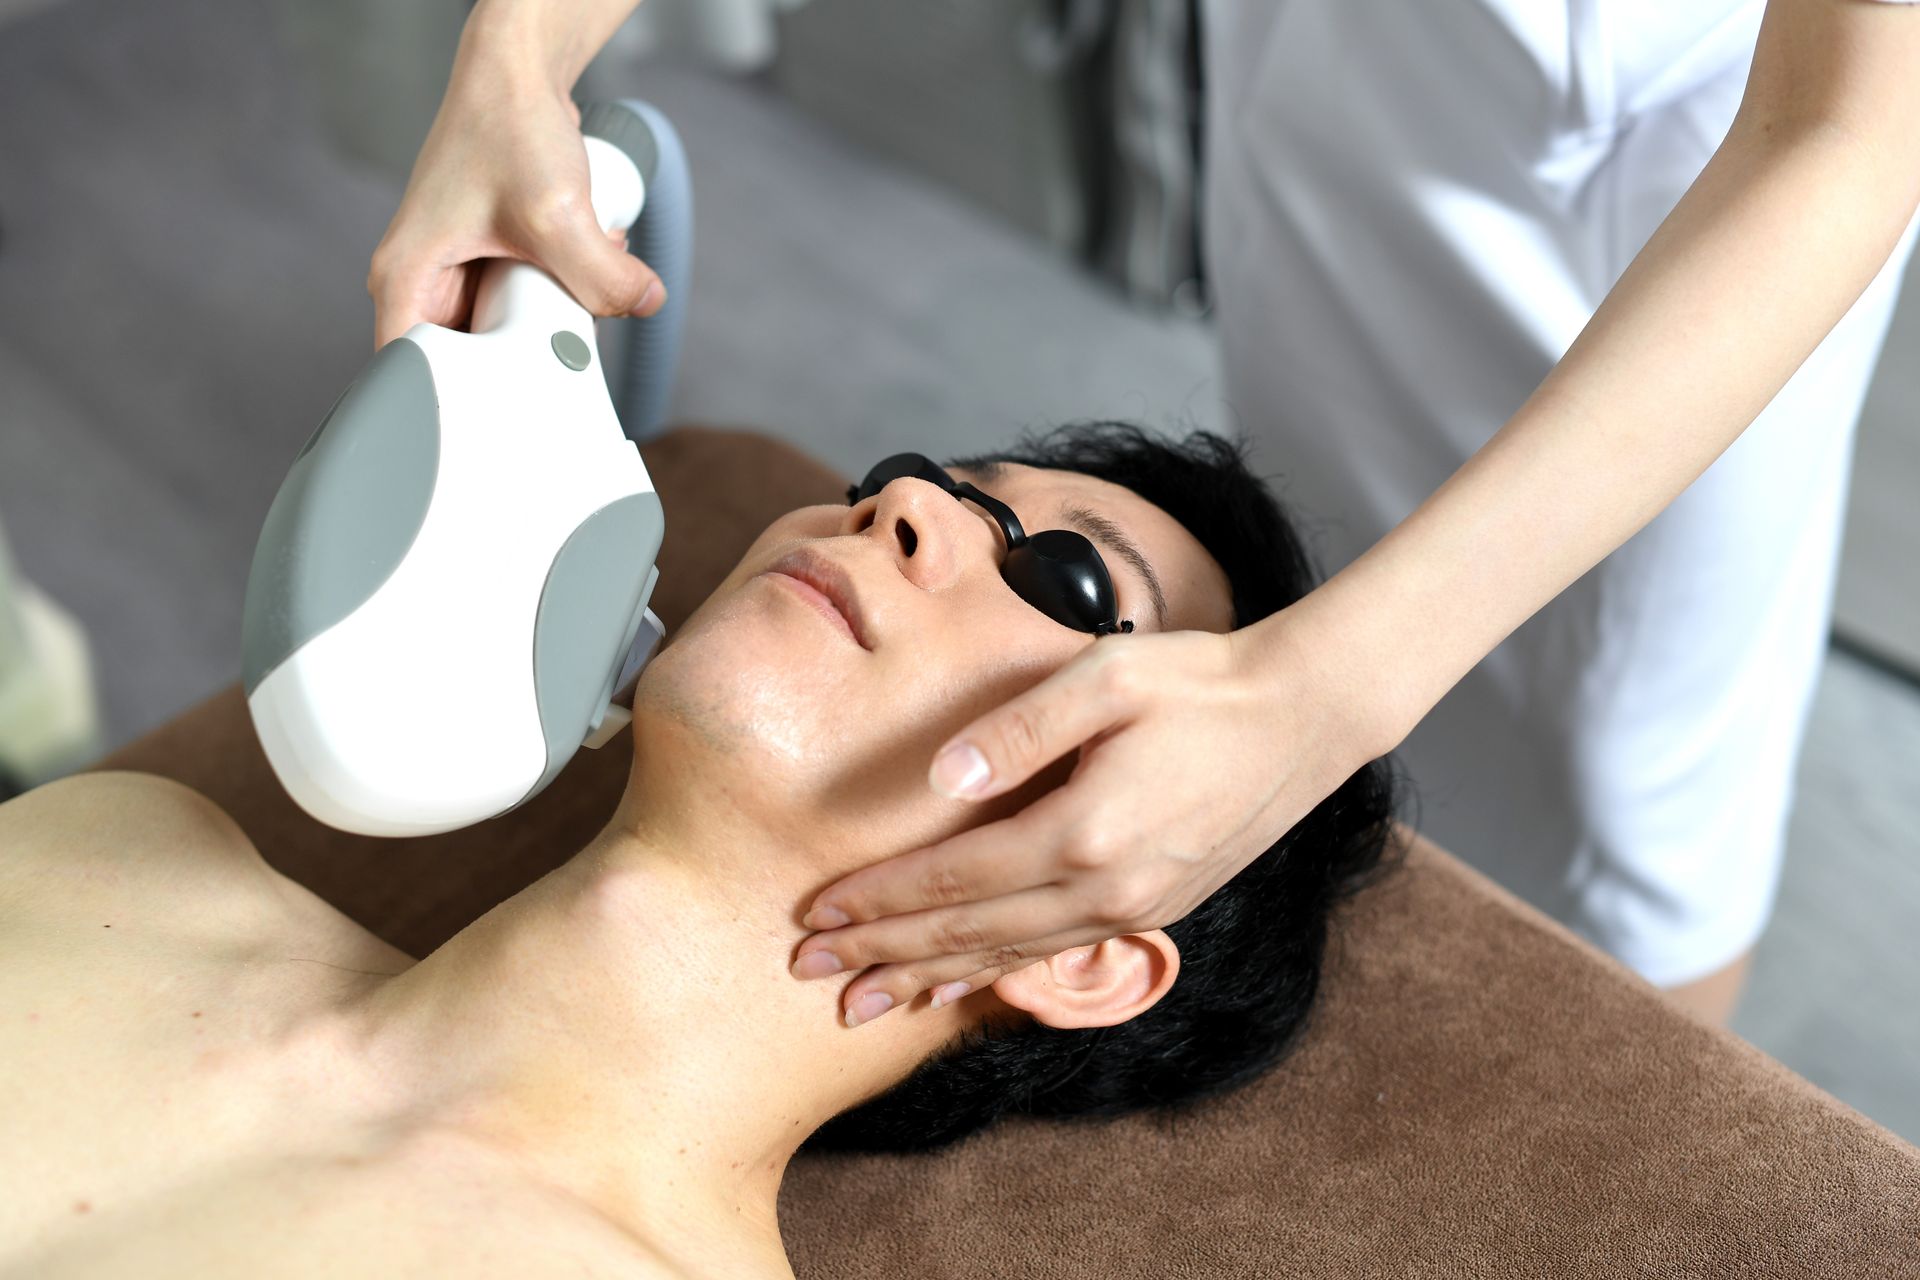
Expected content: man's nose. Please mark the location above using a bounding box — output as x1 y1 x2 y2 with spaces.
851 478 997 592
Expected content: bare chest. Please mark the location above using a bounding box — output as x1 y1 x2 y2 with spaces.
0 775 675 1278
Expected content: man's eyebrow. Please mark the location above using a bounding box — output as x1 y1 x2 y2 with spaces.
1059 503 1168 631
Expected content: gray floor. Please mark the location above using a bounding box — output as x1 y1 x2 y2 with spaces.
0 0 1914 1141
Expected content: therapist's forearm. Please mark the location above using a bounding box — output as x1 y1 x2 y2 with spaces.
1267 91 1920 758
460 0 645 95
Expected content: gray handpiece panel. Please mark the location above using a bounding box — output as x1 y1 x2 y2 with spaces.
521 488 666 807
241 339 442 696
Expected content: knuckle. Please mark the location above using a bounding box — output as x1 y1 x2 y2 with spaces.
890 967 936 997
1061 824 1118 872
982 942 1031 971
1095 648 1140 701
932 916 988 956
582 281 624 316
918 864 971 909
833 936 876 969
577 266 648 317
365 250 394 299
520 186 573 238
997 703 1051 767
609 272 654 315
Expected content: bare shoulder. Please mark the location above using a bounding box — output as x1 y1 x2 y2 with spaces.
1 769 249 841
0 770 282 935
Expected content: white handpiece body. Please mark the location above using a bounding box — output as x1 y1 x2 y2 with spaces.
243 117 669 837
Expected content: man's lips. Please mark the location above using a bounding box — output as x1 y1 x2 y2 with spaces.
763 547 871 649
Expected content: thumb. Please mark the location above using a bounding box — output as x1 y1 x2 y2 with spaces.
539 204 666 319
930 651 1129 801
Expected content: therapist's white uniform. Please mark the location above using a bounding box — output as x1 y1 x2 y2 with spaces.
1203 0 1920 984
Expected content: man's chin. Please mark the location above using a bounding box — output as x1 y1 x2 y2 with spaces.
629 613 858 763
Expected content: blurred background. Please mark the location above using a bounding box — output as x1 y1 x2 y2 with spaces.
0 0 1912 1138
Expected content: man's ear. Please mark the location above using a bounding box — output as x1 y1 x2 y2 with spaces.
988 931 1180 1030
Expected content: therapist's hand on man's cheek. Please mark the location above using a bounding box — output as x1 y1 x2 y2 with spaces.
787 615 1387 1028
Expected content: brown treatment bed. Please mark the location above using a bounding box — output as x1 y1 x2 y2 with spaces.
93 426 1920 1279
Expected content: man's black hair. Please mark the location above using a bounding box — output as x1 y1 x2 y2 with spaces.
803 420 1400 1154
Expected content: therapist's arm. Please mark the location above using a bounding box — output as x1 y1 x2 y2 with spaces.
367 0 658 348
792 0 1920 1027
1288 0 1920 755
460 0 647 93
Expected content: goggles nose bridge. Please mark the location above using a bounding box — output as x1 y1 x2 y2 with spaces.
950 480 1027 551
846 452 950 504
846 452 1134 637
848 455 1027 550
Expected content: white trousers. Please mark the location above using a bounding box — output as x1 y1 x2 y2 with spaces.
1202 0 1919 984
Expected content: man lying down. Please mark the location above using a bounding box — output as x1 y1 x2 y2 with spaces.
0 422 1397 1279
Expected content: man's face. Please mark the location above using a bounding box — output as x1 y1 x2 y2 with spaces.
630 461 1235 865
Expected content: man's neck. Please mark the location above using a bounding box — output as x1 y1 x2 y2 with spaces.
350 785 974 1275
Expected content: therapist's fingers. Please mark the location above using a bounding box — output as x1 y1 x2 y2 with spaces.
369 66 659 350
919 640 1142 804
800 645 1142 935
925 966 1002 1012
800 782 1092 935
809 909 1115 1030
793 880 1081 984
368 225 636 350
369 246 484 350
838 939 1089 1029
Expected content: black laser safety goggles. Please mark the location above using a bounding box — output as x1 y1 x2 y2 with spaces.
846 452 1135 637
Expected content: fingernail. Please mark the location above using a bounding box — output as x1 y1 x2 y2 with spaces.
634 280 662 315
845 992 893 1028
931 743 991 799
929 981 971 1010
792 951 844 980
804 905 850 931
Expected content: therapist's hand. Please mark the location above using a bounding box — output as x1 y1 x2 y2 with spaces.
790 613 1390 1027
366 62 666 350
